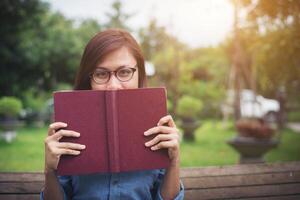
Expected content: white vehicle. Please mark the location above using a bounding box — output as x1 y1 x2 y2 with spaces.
223 89 280 122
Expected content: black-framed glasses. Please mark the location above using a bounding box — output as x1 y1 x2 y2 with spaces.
90 66 137 84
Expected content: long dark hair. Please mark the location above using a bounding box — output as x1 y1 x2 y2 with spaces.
74 29 146 90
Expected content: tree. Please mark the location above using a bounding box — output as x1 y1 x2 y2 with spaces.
0 0 104 98
0 0 49 96
237 0 300 102
104 0 132 31
139 20 188 113
32 12 81 90
139 19 169 60
139 19 229 118
76 19 102 49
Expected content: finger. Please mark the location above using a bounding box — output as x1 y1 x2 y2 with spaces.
151 140 178 151
53 148 81 156
51 130 80 141
145 134 174 147
57 142 86 150
144 126 177 136
157 115 176 128
48 122 67 136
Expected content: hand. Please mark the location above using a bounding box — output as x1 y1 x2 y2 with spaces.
144 115 180 165
44 122 86 173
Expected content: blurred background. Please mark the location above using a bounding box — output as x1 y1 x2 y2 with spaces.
0 0 299 171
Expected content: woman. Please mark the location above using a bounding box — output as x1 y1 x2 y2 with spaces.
42 29 184 200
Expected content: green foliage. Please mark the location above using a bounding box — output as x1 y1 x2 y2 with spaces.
26 12 82 90
104 0 132 30
240 0 300 23
176 95 203 118
140 21 195 115
234 0 300 102
54 83 73 91
75 19 102 49
252 27 300 98
1 0 229 120
0 1 103 97
139 20 229 117
22 89 48 113
167 99 173 113
288 112 300 122
21 89 51 126
139 19 170 60
0 97 23 117
0 0 49 96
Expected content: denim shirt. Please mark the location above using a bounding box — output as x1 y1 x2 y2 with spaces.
40 169 184 200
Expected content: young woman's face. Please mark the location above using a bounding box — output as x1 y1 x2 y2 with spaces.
90 46 139 90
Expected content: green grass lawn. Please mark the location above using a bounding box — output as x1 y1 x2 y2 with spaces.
180 120 300 167
0 121 300 171
180 120 238 166
0 126 47 171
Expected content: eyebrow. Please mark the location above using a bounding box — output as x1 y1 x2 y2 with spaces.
95 65 137 71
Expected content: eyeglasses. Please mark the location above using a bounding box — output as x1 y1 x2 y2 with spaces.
90 66 137 84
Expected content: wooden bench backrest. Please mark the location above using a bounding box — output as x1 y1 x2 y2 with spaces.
0 161 300 200
181 161 300 200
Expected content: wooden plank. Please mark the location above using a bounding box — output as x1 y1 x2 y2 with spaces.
182 171 300 189
184 183 300 200
187 195 300 200
240 195 300 200
0 194 40 200
1 161 299 181
0 182 43 194
180 161 300 178
0 173 44 182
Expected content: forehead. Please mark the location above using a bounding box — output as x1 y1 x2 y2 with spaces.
97 47 136 70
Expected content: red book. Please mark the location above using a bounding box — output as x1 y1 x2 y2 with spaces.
54 87 170 175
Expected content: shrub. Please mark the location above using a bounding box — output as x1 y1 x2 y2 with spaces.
167 99 173 113
0 96 23 118
176 95 203 118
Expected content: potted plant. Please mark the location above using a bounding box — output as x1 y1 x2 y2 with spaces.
227 117 278 164
176 95 203 141
235 118 275 138
0 96 23 142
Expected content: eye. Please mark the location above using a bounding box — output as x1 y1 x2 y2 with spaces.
117 68 132 77
94 70 109 79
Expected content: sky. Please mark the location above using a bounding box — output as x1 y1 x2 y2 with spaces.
43 0 234 48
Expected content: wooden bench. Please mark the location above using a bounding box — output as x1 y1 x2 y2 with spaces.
0 161 299 200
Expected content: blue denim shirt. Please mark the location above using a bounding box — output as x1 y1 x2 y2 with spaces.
40 169 184 200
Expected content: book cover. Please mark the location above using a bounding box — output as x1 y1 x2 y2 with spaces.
54 87 170 175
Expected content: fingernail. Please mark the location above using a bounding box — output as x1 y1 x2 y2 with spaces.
151 146 156 150
81 145 86 149
144 131 149 136
63 123 68 126
145 142 149 147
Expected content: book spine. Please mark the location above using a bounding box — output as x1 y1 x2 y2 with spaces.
105 90 120 173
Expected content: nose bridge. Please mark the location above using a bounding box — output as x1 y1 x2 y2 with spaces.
107 72 121 89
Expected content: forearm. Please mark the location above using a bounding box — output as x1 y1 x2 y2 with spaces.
148 115 182 199
43 169 64 200
43 122 83 200
160 159 181 200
